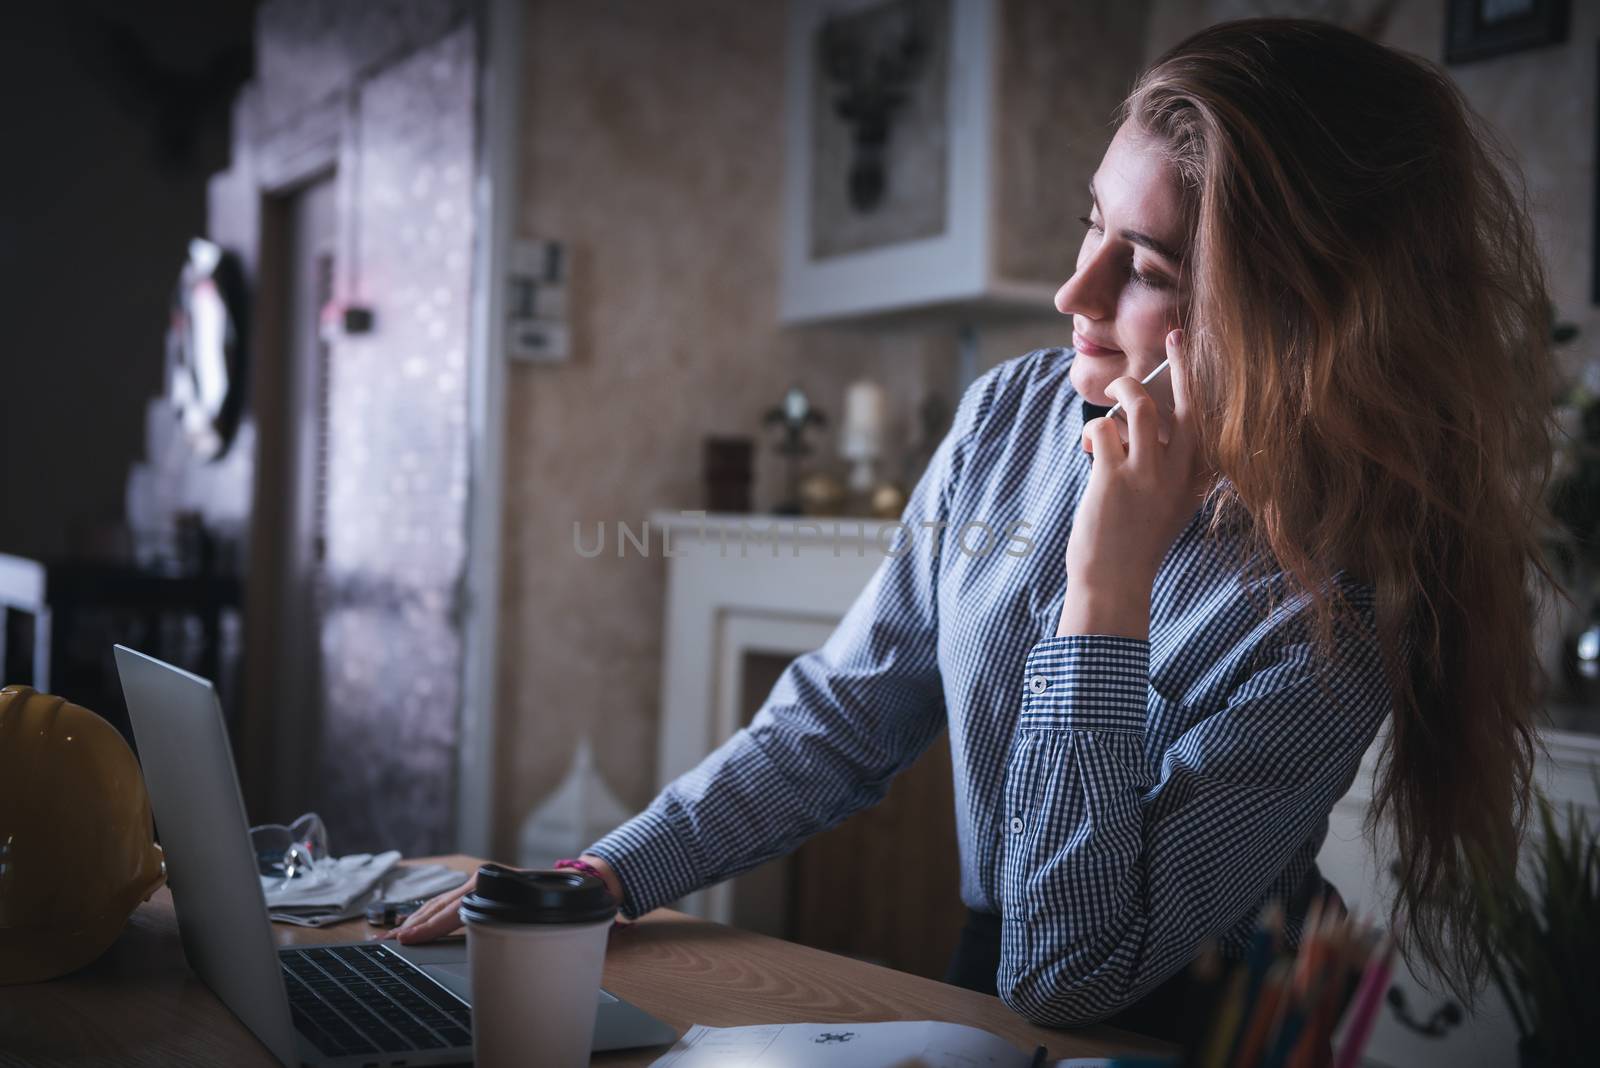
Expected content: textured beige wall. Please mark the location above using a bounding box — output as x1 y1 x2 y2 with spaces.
491 0 1078 853
994 0 1151 284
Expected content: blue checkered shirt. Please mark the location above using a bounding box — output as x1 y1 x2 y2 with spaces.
588 348 1393 1026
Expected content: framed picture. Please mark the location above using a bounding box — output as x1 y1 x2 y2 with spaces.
781 0 990 323
1445 0 1570 65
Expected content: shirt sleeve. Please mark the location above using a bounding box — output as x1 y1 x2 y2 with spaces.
997 606 1391 1026
586 367 1004 920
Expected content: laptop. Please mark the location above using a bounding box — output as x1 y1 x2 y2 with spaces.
114 645 677 1067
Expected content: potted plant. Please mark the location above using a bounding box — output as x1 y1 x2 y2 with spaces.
1472 790 1600 1067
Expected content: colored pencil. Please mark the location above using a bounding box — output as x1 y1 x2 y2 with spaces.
1261 979 1316 1068
1181 905 1398 1068
1232 962 1292 1068
1331 932 1397 1068
1290 915 1365 1068
1290 896 1326 1002
1200 963 1250 1068
1241 904 1284 1010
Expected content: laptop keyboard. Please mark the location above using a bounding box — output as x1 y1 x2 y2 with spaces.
280 943 473 1057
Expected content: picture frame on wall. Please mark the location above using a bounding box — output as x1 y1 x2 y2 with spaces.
781 0 981 323
1444 0 1570 65
778 0 1097 326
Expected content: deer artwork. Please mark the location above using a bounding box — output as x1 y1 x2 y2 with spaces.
817 0 932 213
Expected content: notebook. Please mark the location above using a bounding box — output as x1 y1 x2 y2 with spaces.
647 1020 1169 1067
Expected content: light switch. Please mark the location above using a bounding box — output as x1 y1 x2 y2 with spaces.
507 238 570 363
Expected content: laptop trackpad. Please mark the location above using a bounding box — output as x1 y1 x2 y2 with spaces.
418 960 473 1003
381 940 472 1003
383 940 617 1006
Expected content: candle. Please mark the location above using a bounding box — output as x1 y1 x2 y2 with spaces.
841 380 886 453
844 380 885 431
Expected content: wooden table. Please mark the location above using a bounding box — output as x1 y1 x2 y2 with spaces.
0 856 1170 1066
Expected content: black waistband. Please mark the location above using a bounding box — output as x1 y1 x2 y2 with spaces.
964 908 1001 939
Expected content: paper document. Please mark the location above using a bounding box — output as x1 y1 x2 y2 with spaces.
647 1021 1123 1068
262 853 466 927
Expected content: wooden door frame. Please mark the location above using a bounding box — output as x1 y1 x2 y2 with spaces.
238 94 353 823
455 0 520 858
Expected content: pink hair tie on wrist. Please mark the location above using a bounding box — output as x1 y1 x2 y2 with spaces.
554 858 629 929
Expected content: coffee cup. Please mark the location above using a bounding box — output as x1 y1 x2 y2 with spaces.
459 863 617 1068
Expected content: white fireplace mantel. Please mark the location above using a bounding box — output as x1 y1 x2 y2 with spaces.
651 510 902 788
651 509 903 920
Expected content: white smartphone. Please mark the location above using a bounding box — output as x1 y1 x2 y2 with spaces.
1096 359 1175 447
1104 358 1173 421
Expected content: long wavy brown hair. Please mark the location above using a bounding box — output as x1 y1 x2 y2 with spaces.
1124 19 1557 996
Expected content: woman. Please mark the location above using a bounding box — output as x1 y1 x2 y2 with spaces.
397 18 1554 1034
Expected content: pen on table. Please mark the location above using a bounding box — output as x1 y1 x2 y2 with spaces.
1102 357 1171 422
1029 1043 1047 1068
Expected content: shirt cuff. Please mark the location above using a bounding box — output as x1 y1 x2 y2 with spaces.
1018 634 1149 732
583 802 704 920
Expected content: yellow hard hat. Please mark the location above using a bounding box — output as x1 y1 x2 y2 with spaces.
0 685 166 984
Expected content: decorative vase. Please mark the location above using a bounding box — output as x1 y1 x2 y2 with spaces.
798 470 847 517
869 481 907 520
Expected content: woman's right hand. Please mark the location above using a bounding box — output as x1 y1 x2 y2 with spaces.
388 874 477 944
387 854 625 944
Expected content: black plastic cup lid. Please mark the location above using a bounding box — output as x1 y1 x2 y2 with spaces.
458 863 618 925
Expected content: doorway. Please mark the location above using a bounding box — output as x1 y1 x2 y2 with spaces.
271 172 337 825
234 22 485 856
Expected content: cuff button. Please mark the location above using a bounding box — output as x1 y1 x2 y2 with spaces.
1027 674 1048 695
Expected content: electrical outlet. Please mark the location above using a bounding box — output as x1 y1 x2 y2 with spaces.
507 238 570 363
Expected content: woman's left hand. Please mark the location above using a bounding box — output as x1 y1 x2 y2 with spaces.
1059 329 1212 639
